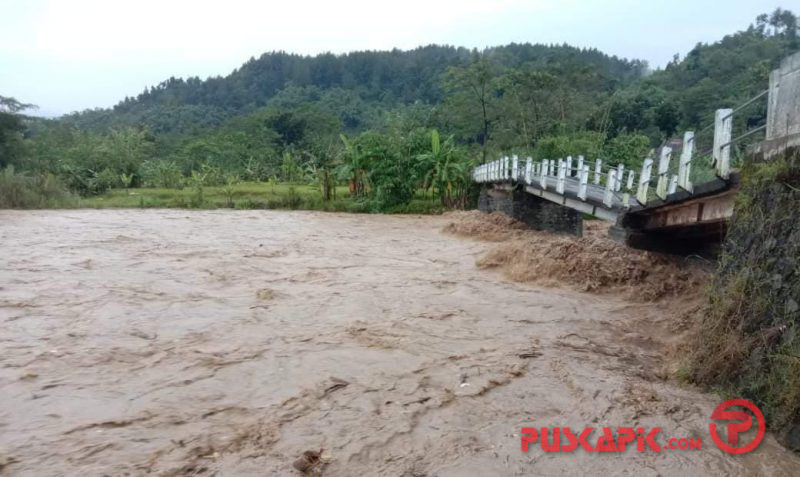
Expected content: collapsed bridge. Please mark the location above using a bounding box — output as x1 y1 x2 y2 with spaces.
471 62 795 253
473 131 738 252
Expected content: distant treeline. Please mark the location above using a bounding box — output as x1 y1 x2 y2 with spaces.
0 9 797 210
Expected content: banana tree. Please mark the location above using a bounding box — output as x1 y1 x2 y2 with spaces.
337 134 369 197
417 129 473 208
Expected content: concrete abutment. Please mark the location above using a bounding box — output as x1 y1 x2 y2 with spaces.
478 185 583 236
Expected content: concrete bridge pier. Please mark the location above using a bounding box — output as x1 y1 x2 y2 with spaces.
478 185 583 236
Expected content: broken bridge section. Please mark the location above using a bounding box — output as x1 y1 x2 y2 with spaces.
473 141 738 252
471 52 800 251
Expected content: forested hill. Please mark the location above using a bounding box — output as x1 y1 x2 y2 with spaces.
609 9 798 135
62 44 647 134
2 9 796 209
55 8 798 141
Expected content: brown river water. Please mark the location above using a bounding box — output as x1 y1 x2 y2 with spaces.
1 209 798 476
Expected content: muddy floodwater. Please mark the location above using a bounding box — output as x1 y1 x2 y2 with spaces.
1 209 799 476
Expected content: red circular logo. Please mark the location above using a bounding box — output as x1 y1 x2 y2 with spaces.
709 399 765 454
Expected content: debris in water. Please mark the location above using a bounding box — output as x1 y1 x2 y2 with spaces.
129 329 157 341
323 377 349 395
0 455 20 473
518 348 542 359
292 449 328 475
256 288 275 300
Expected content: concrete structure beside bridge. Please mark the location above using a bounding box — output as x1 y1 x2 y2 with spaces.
760 51 800 159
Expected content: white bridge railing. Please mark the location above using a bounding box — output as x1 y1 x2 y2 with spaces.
473 153 646 208
473 101 764 209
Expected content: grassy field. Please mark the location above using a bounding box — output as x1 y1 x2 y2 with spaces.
77 182 446 214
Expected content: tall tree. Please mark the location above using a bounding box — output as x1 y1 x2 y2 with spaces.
443 54 502 163
0 96 35 169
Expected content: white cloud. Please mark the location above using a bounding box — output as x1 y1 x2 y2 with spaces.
29 0 546 59
0 0 779 115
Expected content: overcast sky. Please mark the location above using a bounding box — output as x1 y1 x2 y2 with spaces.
0 0 785 117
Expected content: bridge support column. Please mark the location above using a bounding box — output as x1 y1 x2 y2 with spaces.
478 186 583 236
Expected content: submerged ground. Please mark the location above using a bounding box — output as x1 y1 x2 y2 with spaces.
1 210 798 476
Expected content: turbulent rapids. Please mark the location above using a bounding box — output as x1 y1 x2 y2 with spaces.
1 209 798 475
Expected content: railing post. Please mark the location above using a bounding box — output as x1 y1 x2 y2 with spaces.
512 155 519 181
637 158 653 205
668 175 678 195
616 164 624 191
578 164 589 200
623 170 635 207
678 131 694 192
539 160 547 189
656 146 672 200
566 156 573 178
713 109 733 179
525 157 532 184
594 159 602 184
604 169 616 207
557 159 566 194
498 157 503 180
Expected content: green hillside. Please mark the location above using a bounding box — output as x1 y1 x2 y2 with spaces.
1 8 796 210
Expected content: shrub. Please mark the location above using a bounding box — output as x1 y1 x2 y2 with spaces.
140 160 184 188
533 132 605 161
0 166 76 208
603 133 651 170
